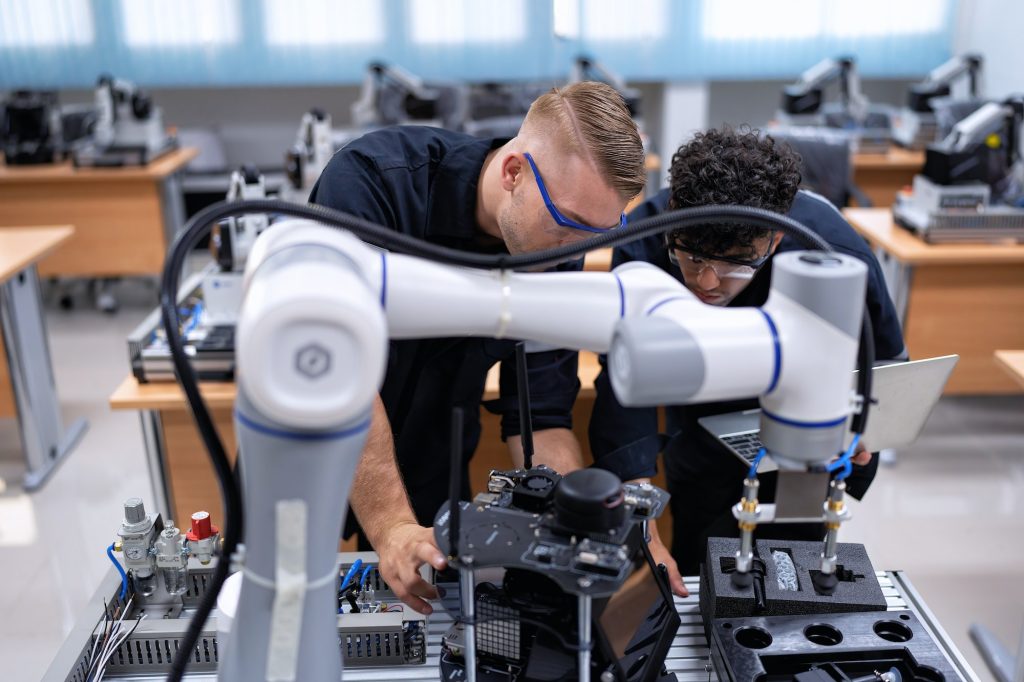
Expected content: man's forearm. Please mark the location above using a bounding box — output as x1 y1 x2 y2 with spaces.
349 396 418 547
508 427 583 474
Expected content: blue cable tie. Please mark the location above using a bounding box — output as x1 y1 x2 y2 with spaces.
340 558 363 592
107 543 128 602
748 447 767 479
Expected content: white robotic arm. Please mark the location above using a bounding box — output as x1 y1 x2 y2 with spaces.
240 220 863 459
283 109 333 197
220 219 867 681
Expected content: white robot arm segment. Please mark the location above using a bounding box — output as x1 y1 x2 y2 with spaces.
240 221 866 464
225 220 868 682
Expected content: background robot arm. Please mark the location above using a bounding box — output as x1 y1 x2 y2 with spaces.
782 56 868 122
284 109 333 194
909 53 983 113
941 97 1022 155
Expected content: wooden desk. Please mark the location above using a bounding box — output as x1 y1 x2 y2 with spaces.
1 227 89 488
852 148 924 208
845 208 1024 394
995 351 1024 391
0 148 197 277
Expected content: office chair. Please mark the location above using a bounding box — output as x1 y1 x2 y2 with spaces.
767 126 873 209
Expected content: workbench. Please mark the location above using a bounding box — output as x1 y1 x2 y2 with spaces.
42 566 980 682
852 148 925 208
844 208 1024 394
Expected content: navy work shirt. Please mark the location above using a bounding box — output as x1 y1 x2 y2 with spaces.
589 188 906 483
311 126 581 529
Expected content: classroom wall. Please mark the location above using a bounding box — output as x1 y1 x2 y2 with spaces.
954 0 1024 100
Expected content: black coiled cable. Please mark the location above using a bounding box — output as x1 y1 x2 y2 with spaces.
162 199 872 680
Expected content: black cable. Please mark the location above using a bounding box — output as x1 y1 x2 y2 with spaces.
448 407 463 560
850 312 875 435
162 228 244 682
160 198 870 679
514 342 535 470
171 199 832 271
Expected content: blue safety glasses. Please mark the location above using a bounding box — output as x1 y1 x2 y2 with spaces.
523 152 626 234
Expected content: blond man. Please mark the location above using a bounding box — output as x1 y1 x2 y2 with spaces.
311 82 646 613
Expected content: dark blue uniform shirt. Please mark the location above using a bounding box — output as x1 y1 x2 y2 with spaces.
311 126 581 530
590 187 906 480
588 187 906 570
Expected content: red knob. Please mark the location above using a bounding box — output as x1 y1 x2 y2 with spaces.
186 511 218 541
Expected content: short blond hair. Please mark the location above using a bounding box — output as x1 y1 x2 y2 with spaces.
523 81 645 201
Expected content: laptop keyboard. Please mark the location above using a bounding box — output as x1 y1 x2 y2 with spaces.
722 432 763 461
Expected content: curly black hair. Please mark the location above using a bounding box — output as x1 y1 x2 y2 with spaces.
667 126 802 257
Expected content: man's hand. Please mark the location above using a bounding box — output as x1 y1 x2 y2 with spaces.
376 522 447 615
351 397 446 615
646 519 688 597
832 439 872 466
851 439 872 466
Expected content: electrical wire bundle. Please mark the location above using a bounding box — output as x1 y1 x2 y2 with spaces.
161 198 875 681
84 597 145 682
339 560 382 614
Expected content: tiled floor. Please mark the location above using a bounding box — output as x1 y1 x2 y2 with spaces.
1 283 1022 681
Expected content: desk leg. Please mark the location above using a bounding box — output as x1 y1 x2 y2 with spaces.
160 170 187 243
0 265 88 490
139 409 174 520
873 246 913 327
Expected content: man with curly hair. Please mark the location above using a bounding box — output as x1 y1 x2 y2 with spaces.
589 127 906 596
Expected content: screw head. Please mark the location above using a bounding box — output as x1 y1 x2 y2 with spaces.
295 343 331 379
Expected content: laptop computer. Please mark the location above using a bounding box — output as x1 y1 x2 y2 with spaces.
697 354 959 472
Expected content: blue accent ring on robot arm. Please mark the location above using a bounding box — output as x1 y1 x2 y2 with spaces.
234 409 372 442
